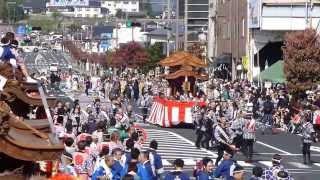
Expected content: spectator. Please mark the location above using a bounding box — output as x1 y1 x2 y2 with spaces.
91 155 114 180
164 159 190 180
111 148 124 179
148 140 164 178
250 166 263 180
196 157 214 180
137 151 156 180
231 164 245 180
213 149 235 179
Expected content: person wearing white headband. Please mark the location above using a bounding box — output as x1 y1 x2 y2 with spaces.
262 154 293 180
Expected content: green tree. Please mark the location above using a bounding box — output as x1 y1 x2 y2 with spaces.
51 11 63 29
0 0 8 22
29 17 57 33
142 0 153 17
68 22 81 33
143 42 165 72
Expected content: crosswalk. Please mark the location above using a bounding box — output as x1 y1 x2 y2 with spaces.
143 129 217 171
71 93 320 175
142 129 320 173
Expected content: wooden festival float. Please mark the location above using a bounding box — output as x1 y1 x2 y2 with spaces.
147 52 208 127
0 63 64 178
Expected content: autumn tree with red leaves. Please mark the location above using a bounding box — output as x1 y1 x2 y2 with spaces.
111 42 149 68
282 28 320 99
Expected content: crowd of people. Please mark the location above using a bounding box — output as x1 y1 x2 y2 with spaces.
1 30 320 180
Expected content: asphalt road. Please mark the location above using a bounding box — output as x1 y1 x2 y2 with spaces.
69 91 320 179
146 125 320 180
23 50 72 73
22 49 319 179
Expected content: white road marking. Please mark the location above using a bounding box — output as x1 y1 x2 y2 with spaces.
311 146 320 153
162 159 171 166
167 131 218 158
288 162 311 169
237 161 254 167
313 163 320 167
259 161 273 167
183 159 197 166
257 141 292 155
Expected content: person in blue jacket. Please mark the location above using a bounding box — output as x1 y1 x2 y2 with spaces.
164 158 190 180
148 140 164 178
92 155 114 180
213 149 235 180
111 148 124 180
0 36 16 61
196 157 214 180
137 151 157 180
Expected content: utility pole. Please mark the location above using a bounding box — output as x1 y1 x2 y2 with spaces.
208 0 217 63
175 0 179 51
184 0 188 51
166 0 171 57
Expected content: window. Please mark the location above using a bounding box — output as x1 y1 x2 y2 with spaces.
108 3 111 6
86 14 90 17
86 8 90 11
124 1 129 4
132 1 136 4
132 9 137 12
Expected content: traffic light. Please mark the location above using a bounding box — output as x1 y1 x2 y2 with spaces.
126 20 141 27
131 22 141 27
126 20 132 27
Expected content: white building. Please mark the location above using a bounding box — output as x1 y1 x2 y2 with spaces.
248 0 320 79
101 0 139 15
46 0 109 18
74 6 108 18
110 23 146 49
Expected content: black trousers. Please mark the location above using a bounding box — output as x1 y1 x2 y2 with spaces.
201 132 211 149
243 139 254 160
142 107 148 123
215 143 229 166
195 130 204 148
302 142 311 155
85 87 89 96
233 134 243 149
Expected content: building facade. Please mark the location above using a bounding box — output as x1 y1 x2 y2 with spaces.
249 0 320 79
46 0 109 18
101 0 140 15
184 0 209 50
213 0 248 79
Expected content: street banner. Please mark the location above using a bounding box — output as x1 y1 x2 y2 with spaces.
248 0 261 28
